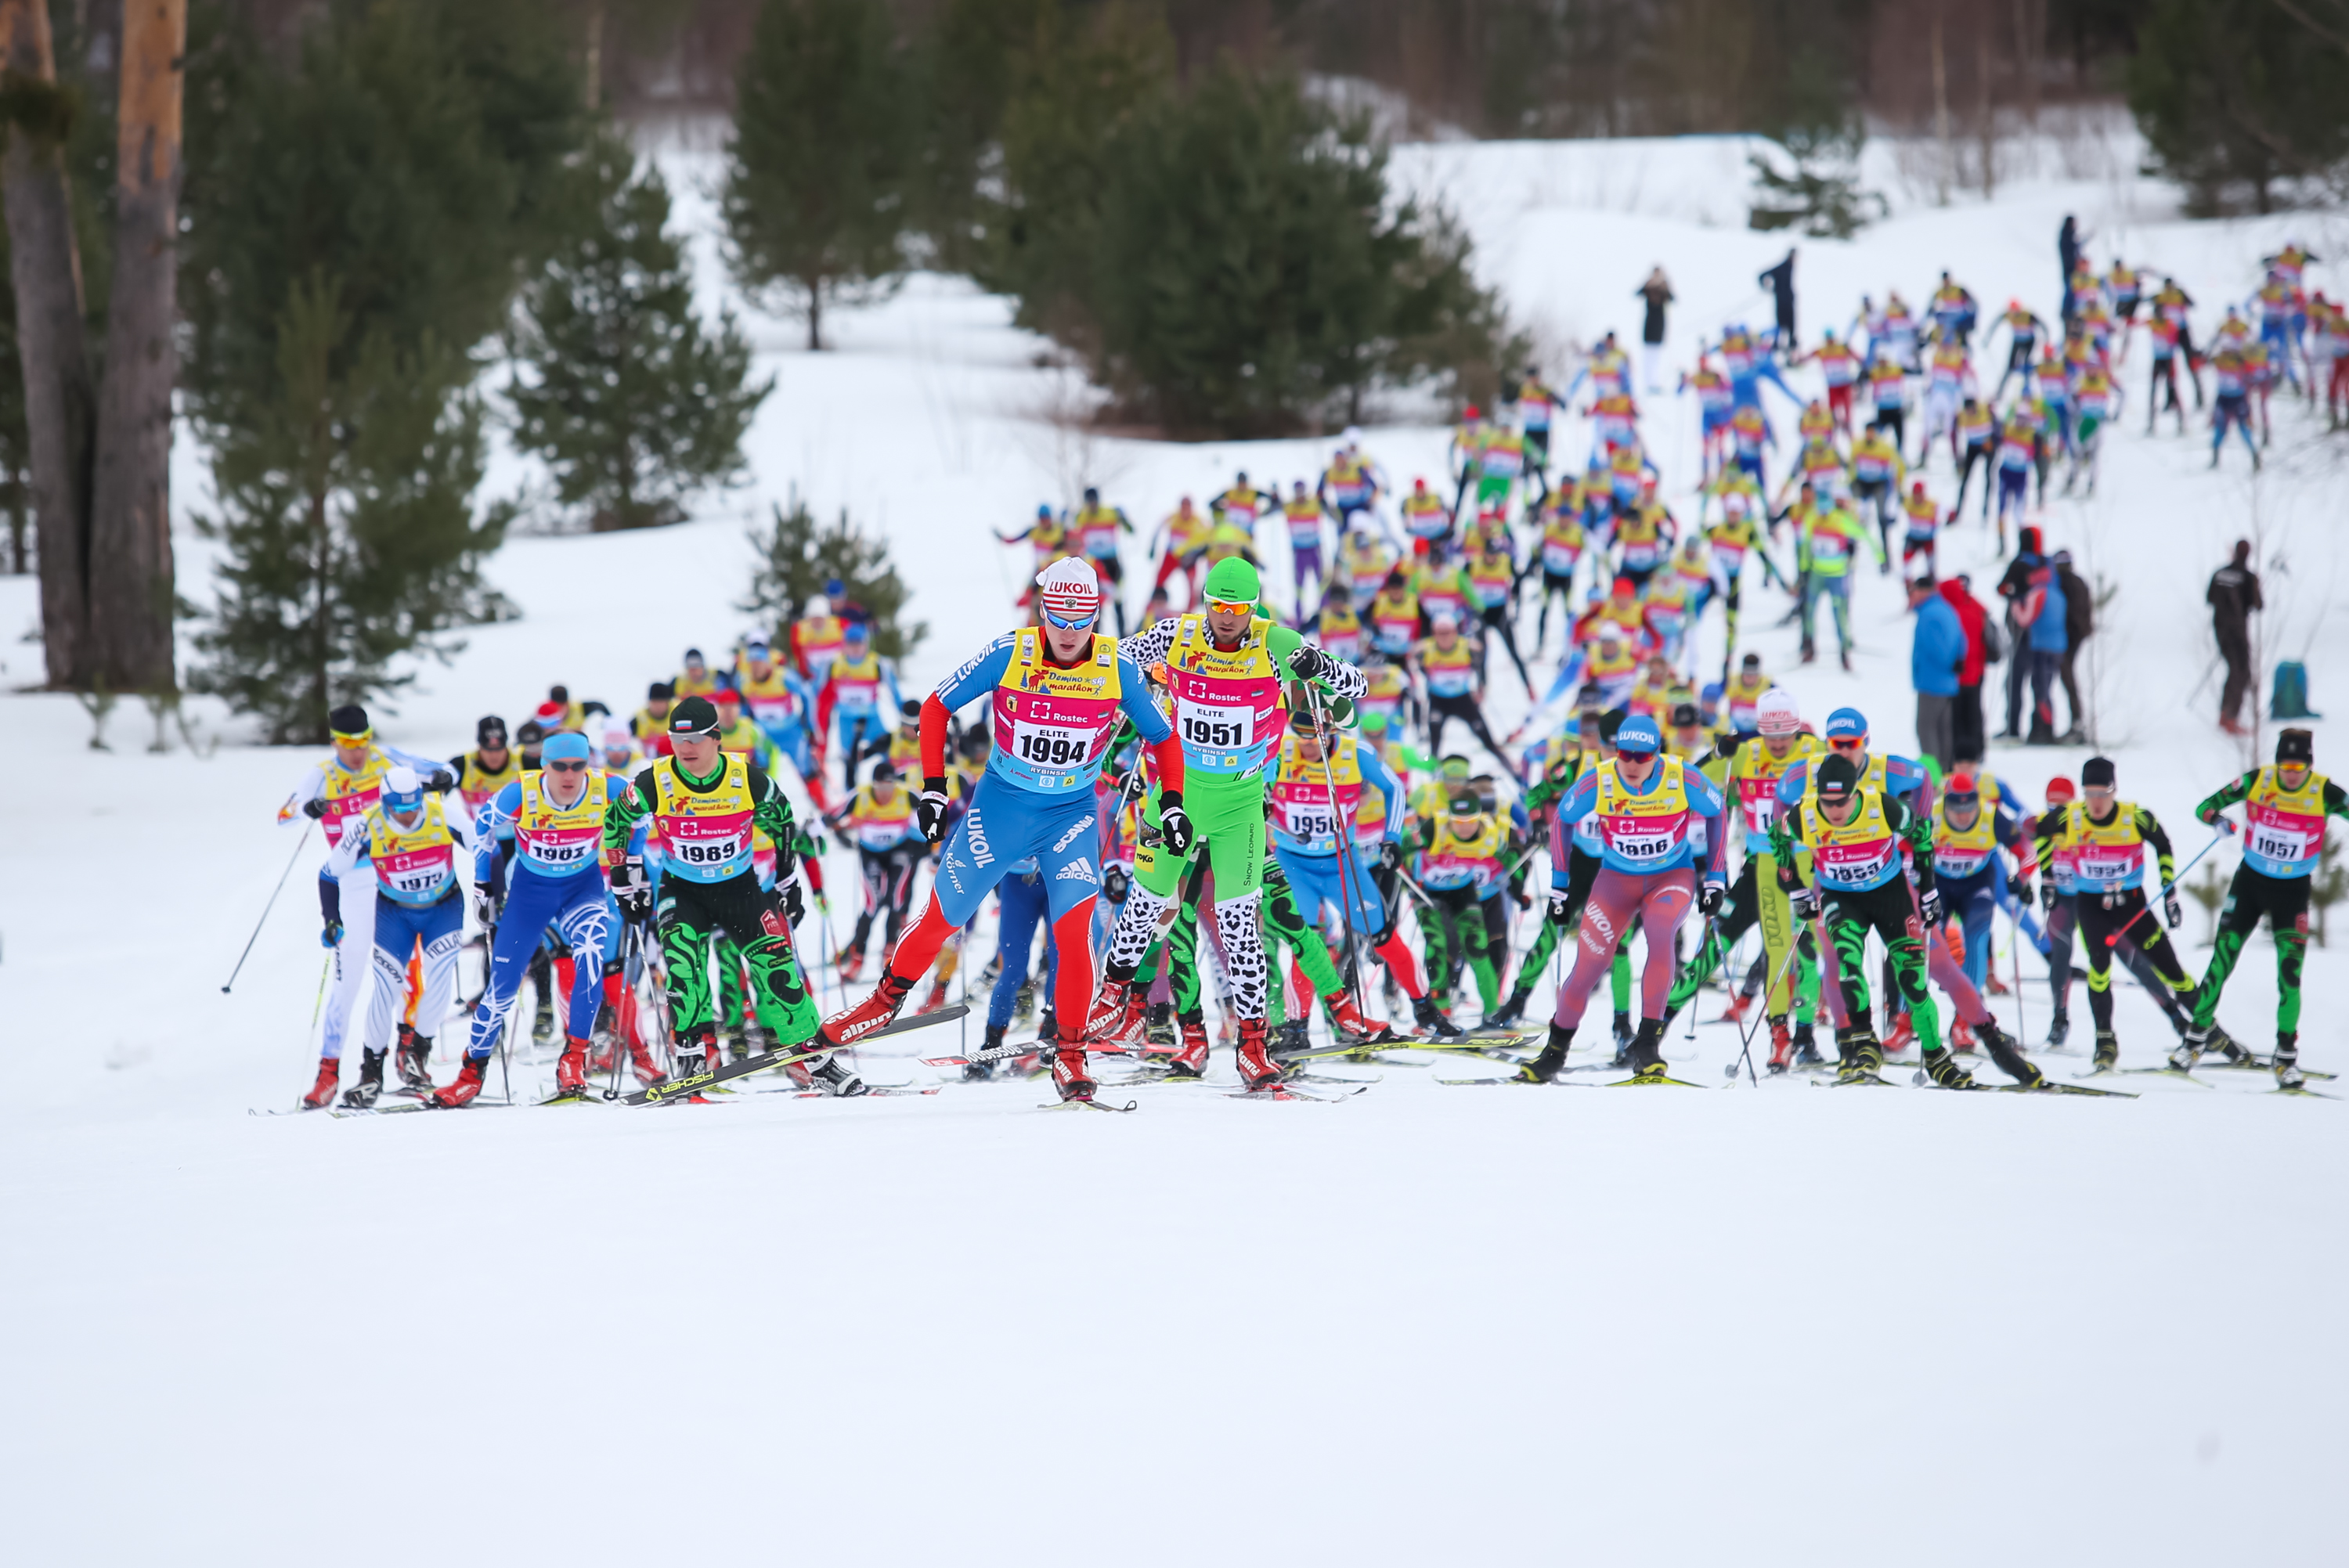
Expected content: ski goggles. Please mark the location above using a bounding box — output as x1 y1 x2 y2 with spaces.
1039 603 1099 630
330 726 374 744
545 759 592 773
1203 595 1259 616
1825 736 1867 755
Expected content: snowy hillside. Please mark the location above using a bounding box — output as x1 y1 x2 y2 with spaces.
3 132 2347 1566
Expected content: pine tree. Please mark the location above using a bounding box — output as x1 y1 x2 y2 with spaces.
180 0 585 741
723 0 915 351
2131 0 2349 215
508 135 769 532
741 497 925 661
192 275 508 744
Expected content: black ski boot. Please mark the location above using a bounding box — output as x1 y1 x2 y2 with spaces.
2275 1033 2305 1090
2044 1008 2069 1050
1792 1022 1826 1068
2092 1029 2120 1071
394 1026 433 1092
1623 1019 1671 1083
809 1052 869 1097
1275 1018 1312 1058
2207 1024 2252 1065
965 1024 1004 1083
340 1047 388 1108
1515 1024 1575 1083
1976 1021 2043 1087
1921 1044 1975 1088
1485 989 1528 1028
1833 1027 1883 1084
1413 996 1463 1039
1145 1002 1174 1047
1609 1010 1633 1067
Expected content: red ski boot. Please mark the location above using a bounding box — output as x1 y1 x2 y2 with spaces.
554 1036 590 1098
428 1054 491 1108
838 947 866 983
1049 1038 1096 1101
1167 1019 1210 1079
626 1036 666 1087
1883 1011 1917 1057
1714 991 1752 1027
1234 1018 1282 1093
1082 979 1146 1049
299 1057 340 1110
1322 989 1386 1042
916 975 951 1015
1766 1017 1793 1074
820 971 915 1048
1949 1017 1977 1054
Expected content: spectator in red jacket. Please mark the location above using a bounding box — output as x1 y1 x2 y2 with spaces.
1939 571 1992 762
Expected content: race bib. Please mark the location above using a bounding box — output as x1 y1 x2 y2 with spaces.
1543 542 1581 572
1010 719 1098 773
524 830 598 869
1285 802 1340 843
377 846 453 896
1178 701 1256 752
1816 838 1893 885
2248 824 2309 864
669 826 749 869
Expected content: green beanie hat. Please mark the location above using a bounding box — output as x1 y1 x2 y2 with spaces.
1202 557 1261 605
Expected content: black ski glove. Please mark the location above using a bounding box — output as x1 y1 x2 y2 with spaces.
1378 840 1404 872
1789 885 1821 923
469 882 496 928
1549 891 1572 928
301 795 328 820
1159 791 1195 856
612 860 654 926
2164 891 2182 928
2039 878 2058 912
917 778 952 847
428 768 458 793
1918 885 1943 927
1102 864 1131 903
1698 882 1724 917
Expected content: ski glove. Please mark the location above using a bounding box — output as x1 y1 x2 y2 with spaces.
1158 791 1195 856
1549 891 1572 928
320 920 344 949
1379 840 1405 872
469 882 496 928
2164 892 2182 929
612 861 654 926
1789 886 1822 923
1102 864 1131 903
428 769 458 793
770 879 806 930
301 795 329 820
1698 882 1725 917
917 778 952 847
1918 886 1943 927
2039 878 2059 912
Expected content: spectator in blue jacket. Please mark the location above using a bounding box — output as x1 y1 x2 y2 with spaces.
1909 574 1965 770
1996 525 2069 744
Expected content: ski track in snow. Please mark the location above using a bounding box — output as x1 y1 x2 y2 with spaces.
2 135 2345 1566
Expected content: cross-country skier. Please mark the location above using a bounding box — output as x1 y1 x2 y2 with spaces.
2177 730 2349 1086
817 559 1185 1102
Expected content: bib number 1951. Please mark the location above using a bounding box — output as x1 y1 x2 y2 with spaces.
1181 705 1254 750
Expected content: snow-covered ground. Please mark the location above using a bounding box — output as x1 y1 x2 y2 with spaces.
3 132 2347 1566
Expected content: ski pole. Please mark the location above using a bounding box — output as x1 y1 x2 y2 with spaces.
1301 683 1373 1018
2102 831 2228 947
222 821 315 993
1685 914 1716 1043
1729 935 1806 1087
304 951 330 1046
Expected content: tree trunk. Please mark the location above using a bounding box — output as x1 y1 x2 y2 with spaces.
1976 2 1995 199
87 0 182 694
2013 0 2040 128
806 279 822 351
0 0 96 687
1931 1 1951 207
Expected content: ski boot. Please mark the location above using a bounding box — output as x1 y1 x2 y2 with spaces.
1412 996 1463 1039
300 1057 341 1110
917 975 951 1015
2044 1008 2070 1050
1622 1019 1671 1083
724 1029 753 1065
1482 989 1529 1029
1791 1023 1826 1069
837 947 866 983
1976 1020 2043 1088
553 1036 590 1098
1082 979 1147 1051
1838 647 1853 672
2092 1029 2120 1071
1948 1016 1976 1054
1166 1018 1210 1079
965 1024 1005 1083
668 1029 718 1101
2206 1024 2252 1065
1515 1024 1575 1083
820 971 915 1048
395 1025 433 1092
588 1026 621 1077
428 1054 492 1108
2275 1033 2305 1090
1984 971 2011 997
340 1047 388 1109
1013 983 1038 1030
1275 1018 1311 1058
1608 1010 1634 1066
1921 1044 1975 1088
1233 1018 1282 1093
1833 1027 1882 1084
1048 1035 1096 1102
1324 989 1387 1041
1143 1001 1174 1048
531 983 557 1045
2167 1027 2205 1074
626 1035 666 1087
1765 1017 1793 1075
1715 990 1751 1027
807 1051 869 1097
1882 1010 1917 1058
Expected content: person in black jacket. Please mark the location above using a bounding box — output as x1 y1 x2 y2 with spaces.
1636 266 1674 393
2208 539 2263 735
1759 250 1796 360
2053 548 2092 744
